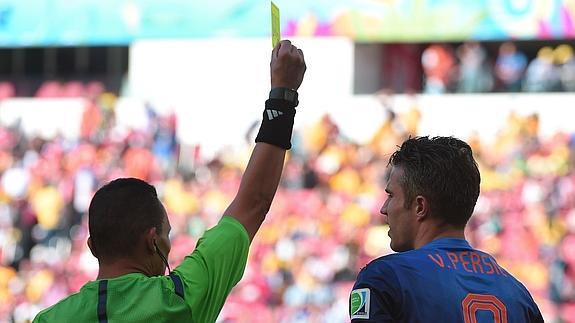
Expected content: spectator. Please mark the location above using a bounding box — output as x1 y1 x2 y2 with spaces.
523 47 561 92
421 44 456 94
555 44 575 92
456 42 493 93
495 42 528 92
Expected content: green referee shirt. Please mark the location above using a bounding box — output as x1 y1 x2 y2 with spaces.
33 216 250 323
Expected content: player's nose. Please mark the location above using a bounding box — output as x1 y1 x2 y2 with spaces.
380 203 387 216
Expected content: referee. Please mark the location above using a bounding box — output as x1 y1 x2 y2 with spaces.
33 40 306 323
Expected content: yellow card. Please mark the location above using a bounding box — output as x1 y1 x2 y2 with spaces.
271 2 280 48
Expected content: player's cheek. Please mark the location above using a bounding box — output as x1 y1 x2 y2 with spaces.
386 205 395 226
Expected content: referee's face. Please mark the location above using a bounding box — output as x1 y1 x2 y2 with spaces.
381 166 417 252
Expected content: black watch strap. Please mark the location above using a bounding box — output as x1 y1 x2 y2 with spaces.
269 87 299 107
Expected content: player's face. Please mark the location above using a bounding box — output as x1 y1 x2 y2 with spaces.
380 166 418 252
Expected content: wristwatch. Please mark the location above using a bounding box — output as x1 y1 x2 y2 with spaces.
269 87 299 107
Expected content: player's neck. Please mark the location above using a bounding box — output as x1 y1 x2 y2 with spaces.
414 224 465 249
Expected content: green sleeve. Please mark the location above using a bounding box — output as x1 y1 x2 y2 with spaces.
173 216 250 323
32 314 44 323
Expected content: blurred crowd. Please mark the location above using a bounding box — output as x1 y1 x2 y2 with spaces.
0 81 108 100
1 91 575 323
422 42 575 93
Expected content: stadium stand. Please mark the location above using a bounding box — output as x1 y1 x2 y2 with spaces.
1 93 574 321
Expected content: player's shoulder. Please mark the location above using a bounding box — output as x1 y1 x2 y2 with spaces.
358 251 414 279
353 253 413 297
364 249 424 269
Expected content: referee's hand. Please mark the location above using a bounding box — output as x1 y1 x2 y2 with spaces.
271 40 306 90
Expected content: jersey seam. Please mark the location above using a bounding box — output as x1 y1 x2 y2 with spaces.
162 280 194 320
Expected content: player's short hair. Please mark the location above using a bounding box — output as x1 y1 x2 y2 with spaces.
88 178 164 262
388 136 480 228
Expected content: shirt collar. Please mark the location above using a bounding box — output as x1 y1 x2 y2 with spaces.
419 237 471 250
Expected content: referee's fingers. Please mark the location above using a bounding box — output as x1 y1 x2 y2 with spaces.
277 40 293 57
298 48 306 72
272 42 280 60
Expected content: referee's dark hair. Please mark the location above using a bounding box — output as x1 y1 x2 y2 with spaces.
88 178 164 262
388 136 481 228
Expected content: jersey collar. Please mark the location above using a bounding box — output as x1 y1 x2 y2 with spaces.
419 237 471 250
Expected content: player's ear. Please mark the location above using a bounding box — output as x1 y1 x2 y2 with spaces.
144 227 157 255
414 195 429 221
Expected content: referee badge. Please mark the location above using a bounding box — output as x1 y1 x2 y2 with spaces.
350 288 370 319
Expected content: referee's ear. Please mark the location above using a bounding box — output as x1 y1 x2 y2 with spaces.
144 227 158 255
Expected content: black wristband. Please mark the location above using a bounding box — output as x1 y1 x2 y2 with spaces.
255 99 297 150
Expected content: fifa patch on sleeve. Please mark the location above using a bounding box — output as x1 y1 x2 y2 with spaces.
350 288 370 319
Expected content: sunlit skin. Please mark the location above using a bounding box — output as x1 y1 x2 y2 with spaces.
380 165 465 252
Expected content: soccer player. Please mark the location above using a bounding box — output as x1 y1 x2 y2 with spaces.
350 136 544 322
33 40 306 323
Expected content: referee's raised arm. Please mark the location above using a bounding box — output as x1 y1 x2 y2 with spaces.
170 40 308 323
224 40 306 242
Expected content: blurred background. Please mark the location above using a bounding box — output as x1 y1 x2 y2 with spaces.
0 0 575 322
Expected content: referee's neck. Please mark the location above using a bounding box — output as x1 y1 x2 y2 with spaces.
97 260 151 280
